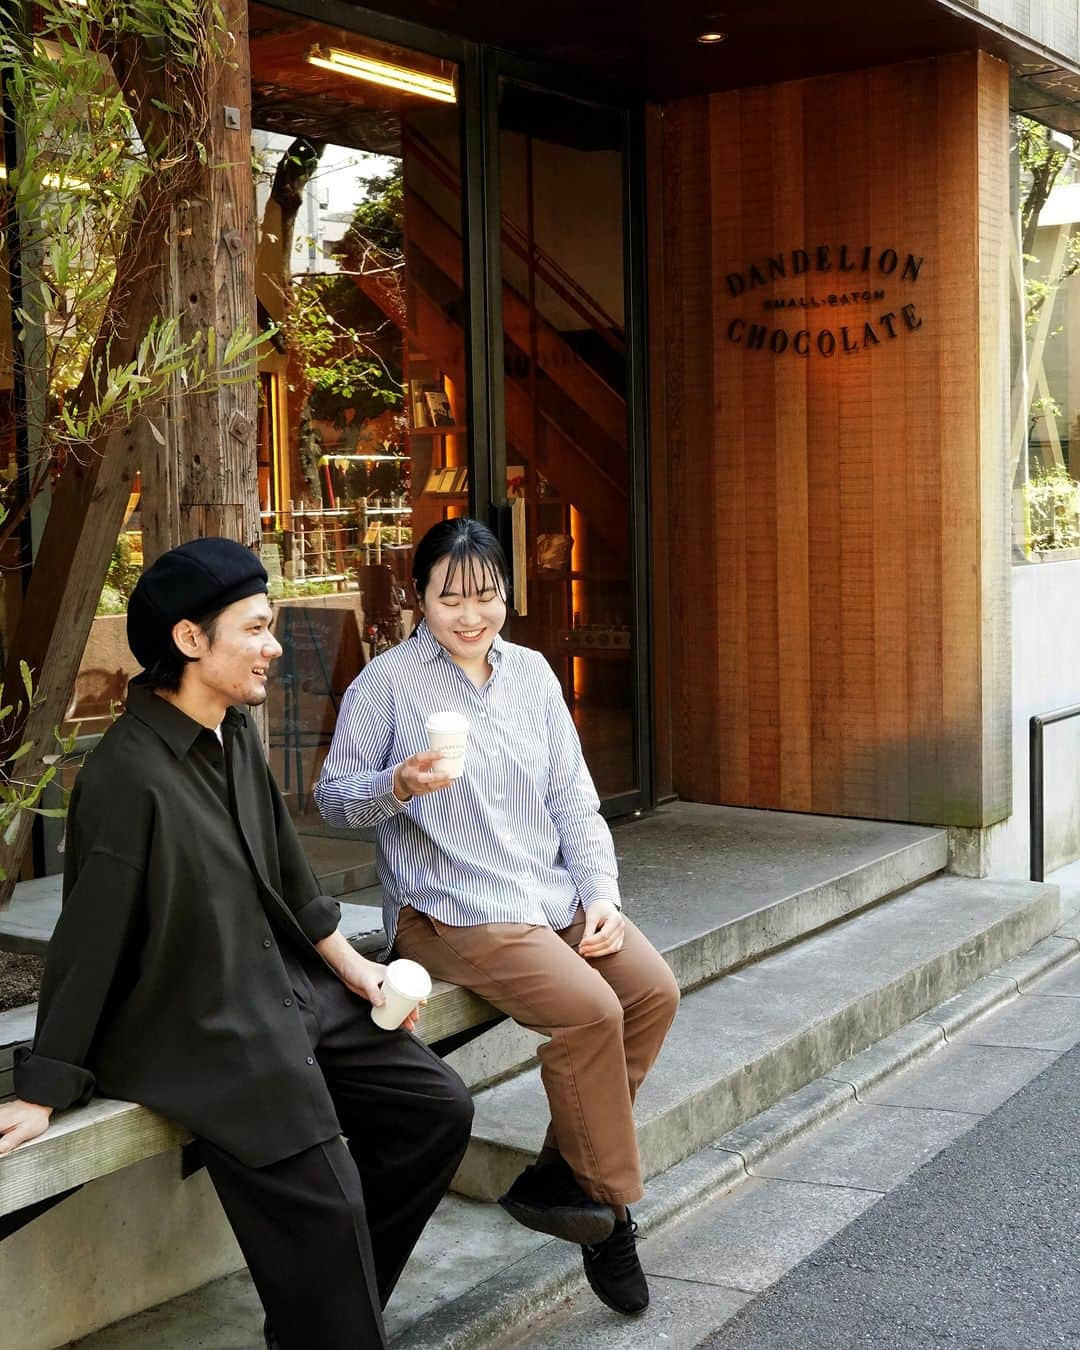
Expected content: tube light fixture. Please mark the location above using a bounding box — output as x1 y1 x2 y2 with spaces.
306 45 457 104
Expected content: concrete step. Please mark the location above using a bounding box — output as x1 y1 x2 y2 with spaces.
444 806 948 1091
453 875 1061 1201
54 909 1079 1350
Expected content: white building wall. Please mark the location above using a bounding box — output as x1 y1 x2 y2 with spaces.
985 558 1080 877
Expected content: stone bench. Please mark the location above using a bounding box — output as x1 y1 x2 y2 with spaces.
0 946 502 1226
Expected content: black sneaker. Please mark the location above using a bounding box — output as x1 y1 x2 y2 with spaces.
582 1211 649 1315
498 1157 616 1244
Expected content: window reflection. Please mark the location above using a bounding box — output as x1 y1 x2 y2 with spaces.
1013 115 1080 561
248 7 468 824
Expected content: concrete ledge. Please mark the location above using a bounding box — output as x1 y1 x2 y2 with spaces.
0 977 500 1221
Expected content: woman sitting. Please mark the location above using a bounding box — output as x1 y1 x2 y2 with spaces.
315 517 680 1317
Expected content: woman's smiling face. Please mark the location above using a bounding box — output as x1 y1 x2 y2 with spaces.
420 551 508 668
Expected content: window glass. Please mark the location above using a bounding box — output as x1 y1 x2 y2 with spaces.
1013 114 1080 561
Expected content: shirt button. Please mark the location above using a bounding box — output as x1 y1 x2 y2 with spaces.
306 1056 315 1066
262 939 272 949
283 998 292 1007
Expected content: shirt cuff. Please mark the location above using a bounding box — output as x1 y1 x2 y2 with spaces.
368 764 412 819
576 876 622 910
293 894 342 944
13 1047 95 1111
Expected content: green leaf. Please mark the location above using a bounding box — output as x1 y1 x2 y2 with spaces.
19 660 32 702
6 741 33 763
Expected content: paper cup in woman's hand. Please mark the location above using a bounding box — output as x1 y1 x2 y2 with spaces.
425 710 470 778
371 959 433 1030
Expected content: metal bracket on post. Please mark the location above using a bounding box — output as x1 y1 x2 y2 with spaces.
228 409 252 442
1029 702 1080 881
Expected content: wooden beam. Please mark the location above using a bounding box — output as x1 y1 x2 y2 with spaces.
141 0 260 562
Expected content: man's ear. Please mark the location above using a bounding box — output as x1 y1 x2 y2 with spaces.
170 618 204 660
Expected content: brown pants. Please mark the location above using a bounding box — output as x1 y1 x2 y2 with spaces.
395 904 680 1205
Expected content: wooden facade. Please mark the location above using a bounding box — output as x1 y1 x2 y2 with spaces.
660 51 1012 827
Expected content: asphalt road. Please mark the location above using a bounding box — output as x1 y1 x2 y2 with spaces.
697 1041 1080 1350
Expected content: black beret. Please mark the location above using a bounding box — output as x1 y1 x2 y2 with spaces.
127 537 268 669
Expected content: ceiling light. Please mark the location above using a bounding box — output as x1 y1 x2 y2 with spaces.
697 30 727 43
306 45 457 104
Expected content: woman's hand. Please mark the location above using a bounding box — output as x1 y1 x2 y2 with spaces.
393 751 456 802
577 900 625 959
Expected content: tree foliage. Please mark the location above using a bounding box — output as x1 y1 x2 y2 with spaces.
0 0 262 552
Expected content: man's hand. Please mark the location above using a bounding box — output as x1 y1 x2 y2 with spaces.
577 900 625 959
0 1099 53 1155
315 931 424 1033
393 751 455 803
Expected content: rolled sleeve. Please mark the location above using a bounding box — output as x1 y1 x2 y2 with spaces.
292 894 342 944
12 1047 95 1112
17 846 146 1112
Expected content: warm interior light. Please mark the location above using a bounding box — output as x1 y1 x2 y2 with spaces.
306 46 457 104
697 30 727 43
0 164 90 190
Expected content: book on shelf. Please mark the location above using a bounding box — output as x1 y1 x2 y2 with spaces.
410 379 429 429
422 388 455 427
423 466 465 494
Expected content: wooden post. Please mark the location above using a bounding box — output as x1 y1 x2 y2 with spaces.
141 0 259 562
0 2 261 898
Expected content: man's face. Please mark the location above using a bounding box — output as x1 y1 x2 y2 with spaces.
187 594 282 708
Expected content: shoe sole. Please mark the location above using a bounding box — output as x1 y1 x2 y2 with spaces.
498 1196 616 1245
583 1260 650 1317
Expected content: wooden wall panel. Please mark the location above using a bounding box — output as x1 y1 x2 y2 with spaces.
661 51 1011 827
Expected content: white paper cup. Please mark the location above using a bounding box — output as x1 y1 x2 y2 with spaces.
425 710 470 778
371 958 433 1030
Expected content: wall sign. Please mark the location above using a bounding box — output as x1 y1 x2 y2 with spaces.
724 245 925 356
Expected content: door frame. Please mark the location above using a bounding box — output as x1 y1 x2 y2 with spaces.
260 0 654 816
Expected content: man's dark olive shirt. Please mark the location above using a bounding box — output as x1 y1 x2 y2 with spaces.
14 684 345 1167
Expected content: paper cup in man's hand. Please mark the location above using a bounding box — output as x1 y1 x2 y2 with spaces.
371 958 433 1030
424 710 470 778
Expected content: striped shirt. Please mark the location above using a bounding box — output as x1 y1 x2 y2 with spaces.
314 620 620 943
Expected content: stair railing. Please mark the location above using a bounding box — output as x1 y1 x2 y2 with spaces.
403 127 625 355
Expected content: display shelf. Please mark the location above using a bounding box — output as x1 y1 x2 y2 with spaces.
408 425 469 438
534 567 629 583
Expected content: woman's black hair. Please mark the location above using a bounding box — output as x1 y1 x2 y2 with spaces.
412 517 511 608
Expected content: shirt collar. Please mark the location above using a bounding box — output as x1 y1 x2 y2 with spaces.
414 619 506 667
125 681 247 759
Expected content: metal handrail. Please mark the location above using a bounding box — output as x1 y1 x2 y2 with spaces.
1029 702 1080 881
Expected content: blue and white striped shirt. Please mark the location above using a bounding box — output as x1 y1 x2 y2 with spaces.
314 620 620 943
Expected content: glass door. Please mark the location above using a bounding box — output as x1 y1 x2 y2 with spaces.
494 80 643 803
247 4 471 842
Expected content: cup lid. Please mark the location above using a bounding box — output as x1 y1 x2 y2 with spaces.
425 710 470 733
385 957 433 999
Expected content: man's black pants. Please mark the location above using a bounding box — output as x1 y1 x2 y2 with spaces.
200 952 474 1350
